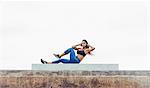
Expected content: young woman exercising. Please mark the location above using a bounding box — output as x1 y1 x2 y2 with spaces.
41 40 95 64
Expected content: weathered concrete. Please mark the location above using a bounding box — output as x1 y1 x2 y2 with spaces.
32 64 119 71
0 70 150 88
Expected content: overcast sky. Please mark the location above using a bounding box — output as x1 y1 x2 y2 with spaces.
0 0 150 70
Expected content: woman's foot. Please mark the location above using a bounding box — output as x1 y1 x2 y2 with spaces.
41 59 48 64
53 54 61 58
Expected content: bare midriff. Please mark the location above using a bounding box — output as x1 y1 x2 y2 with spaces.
77 54 85 61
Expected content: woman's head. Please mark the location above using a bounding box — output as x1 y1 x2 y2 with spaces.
81 39 89 48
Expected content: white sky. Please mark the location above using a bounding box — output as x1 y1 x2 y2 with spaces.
0 0 150 70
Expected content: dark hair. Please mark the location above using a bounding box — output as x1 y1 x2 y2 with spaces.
82 39 89 48
82 39 88 44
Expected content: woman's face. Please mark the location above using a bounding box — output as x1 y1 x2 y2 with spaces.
81 41 87 47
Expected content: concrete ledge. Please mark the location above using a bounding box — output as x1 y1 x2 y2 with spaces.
32 64 119 71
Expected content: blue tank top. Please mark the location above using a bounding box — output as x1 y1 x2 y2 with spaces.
77 50 86 57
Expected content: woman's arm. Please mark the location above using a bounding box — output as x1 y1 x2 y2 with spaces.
87 44 95 51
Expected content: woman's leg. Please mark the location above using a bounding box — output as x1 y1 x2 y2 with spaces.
54 48 80 63
51 58 70 64
64 48 80 63
56 48 75 58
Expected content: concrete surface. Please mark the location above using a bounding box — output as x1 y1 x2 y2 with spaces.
32 64 119 71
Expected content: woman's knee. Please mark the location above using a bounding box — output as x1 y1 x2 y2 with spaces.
68 48 74 50
64 48 74 54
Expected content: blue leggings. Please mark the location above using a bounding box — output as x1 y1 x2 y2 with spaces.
52 48 81 64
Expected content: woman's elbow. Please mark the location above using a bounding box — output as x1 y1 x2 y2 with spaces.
93 47 95 50
91 47 95 51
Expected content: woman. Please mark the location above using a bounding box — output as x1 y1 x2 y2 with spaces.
41 39 95 64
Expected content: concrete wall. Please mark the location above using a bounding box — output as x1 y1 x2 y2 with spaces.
0 70 150 88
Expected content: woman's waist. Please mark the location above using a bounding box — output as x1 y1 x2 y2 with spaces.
76 55 84 61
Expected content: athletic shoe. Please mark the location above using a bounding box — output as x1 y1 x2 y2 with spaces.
53 54 61 58
41 59 48 64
